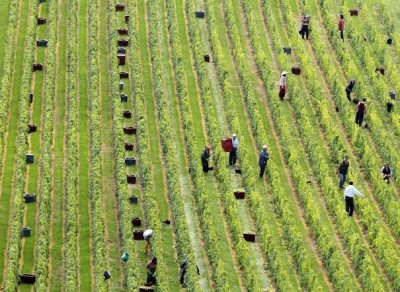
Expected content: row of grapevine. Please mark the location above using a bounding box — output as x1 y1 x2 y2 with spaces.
34 0 58 289
269 0 400 289
0 0 21 176
164 0 264 289
216 0 363 290
3 0 39 289
107 0 139 290
64 0 80 288
87 0 107 290
208 0 329 290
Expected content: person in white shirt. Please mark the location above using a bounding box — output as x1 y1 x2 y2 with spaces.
143 229 154 253
344 181 364 216
229 133 239 166
279 71 287 100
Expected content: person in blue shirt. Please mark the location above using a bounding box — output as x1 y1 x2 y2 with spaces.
229 133 239 166
258 145 269 178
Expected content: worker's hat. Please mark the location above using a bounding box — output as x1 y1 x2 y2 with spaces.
281 71 287 76
232 133 237 137
262 145 267 149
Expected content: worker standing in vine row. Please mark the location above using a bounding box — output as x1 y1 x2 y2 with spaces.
279 71 287 100
344 181 364 217
338 14 345 41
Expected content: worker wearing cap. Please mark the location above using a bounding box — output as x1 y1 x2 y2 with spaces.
258 145 270 178
279 72 287 100
201 145 211 173
143 229 154 253
229 134 239 166
299 15 310 39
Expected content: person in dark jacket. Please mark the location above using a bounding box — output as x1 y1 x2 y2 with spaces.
146 257 158 285
299 15 311 39
337 156 349 189
179 260 200 286
201 145 211 173
381 162 391 184
355 98 367 127
258 145 269 178
345 80 355 102
338 14 345 41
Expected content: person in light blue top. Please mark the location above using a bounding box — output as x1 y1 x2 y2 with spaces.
258 145 269 178
229 133 239 166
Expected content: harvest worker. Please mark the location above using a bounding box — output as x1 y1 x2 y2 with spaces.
345 80 355 102
299 15 311 39
201 145 211 173
143 229 154 253
145 257 158 286
338 14 345 41
336 155 349 189
279 71 287 100
381 162 391 184
229 134 239 166
179 260 200 287
355 98 367 127
258 145 269 178
344 181 364 216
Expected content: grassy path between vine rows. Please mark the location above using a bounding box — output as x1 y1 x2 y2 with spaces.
76 0 94 289
48 0 67 288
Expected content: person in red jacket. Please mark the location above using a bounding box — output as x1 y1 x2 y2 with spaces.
355 98 367 127
338 14 345 41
